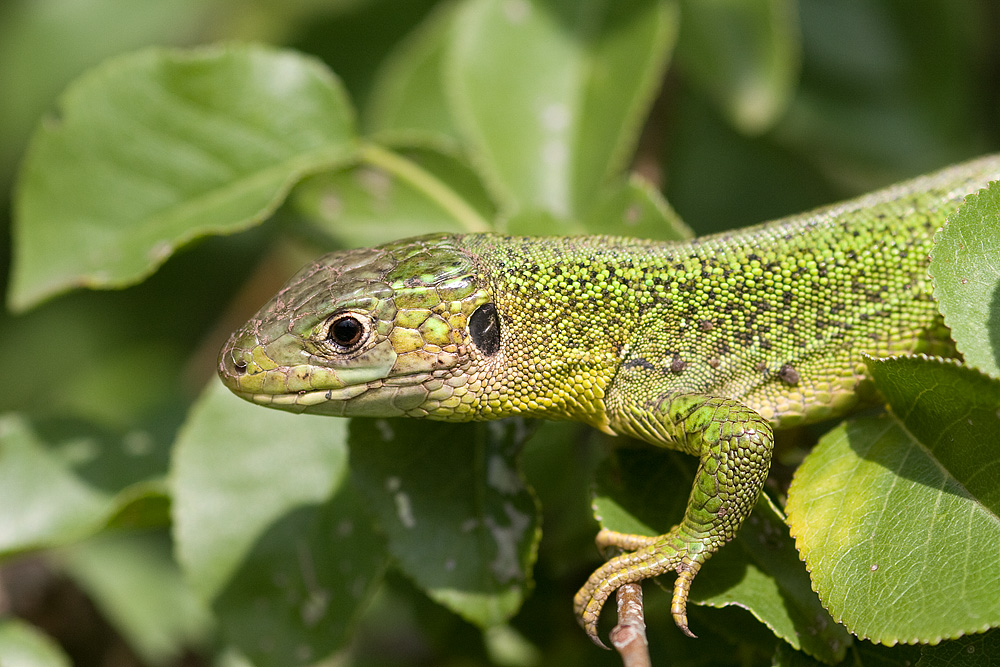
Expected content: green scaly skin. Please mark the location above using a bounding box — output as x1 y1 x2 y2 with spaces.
218 155 1000 645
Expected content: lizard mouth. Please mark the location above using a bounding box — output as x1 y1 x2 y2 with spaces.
234 382 372 410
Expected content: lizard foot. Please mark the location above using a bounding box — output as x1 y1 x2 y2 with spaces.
573 528 704 646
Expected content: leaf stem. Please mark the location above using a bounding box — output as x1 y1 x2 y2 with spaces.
357 142 492 233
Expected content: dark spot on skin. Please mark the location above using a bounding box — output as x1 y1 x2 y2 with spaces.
670 356 687 374
623 358 656 371
755 361 768 374
699 319 714 332
469 303 501 356
778 364 800 386
707 358 721 369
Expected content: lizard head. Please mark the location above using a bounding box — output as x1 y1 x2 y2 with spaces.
218 233 501 418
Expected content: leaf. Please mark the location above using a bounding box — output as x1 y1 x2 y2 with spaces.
349 418 541 628
0 415 169 555
593 446 850 662
676 0 800 135
293 143 497 247
59 532 213 665
583 174 693 240
930 177 1000 379
364 2 462 144
172 380 349 600
0 618 72 667
773 639 922 667
10 43 357 311
917 629 1000 667
173 381 382 666
786 383 1000 647
212 488 386 667
448 0 677 216
0 0 213 188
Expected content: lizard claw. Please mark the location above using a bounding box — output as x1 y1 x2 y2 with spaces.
573 534 705 643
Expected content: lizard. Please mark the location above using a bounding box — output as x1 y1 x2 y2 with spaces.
218 154 1000 646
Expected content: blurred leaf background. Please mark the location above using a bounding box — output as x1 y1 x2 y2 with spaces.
0 0 998 665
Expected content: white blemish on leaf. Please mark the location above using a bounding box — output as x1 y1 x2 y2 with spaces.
297 541 329 627
375 419 395 441
122 430 153 456
337 519 353 537
300 589 330 627
485 502 531 583
542 139 568 168
541 103 570 132
445 558 457 572
394 489 416 529
503 0 529 23
488 454 522 494
460 518 479 533
357 166 393 207
385 476 401 492
319 188 343 219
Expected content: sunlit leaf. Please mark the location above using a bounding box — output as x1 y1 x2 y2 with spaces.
448 0 677 216
787 384 1000 645
930 176 1000 378
172 380 349 599
11 43 356 310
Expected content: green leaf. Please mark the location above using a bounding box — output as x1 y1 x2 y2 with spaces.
174 381 383 666
917 629 1000 667
0 618 72 667
59 532 213 665
364 2 462 144
0 0 214 189
773 639 922 667
676 0 800 135
294 143 497 247
172 380 349 600
448 0 677 216
786 402 1000 645
583 175 693 240
0 415 169 555
930 177 1000 378
10 43 356 311
593 446 850 662
212 487 386 667
349 418 541 628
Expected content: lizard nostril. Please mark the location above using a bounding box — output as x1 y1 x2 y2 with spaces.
232 359 248 375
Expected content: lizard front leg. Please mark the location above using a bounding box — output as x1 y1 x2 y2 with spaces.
574 393 773 644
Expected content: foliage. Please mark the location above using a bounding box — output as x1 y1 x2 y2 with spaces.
0 0 998 665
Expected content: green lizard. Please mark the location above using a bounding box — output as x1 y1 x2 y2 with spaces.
218 155 1000 645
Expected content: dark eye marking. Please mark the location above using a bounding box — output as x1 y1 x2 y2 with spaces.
325 313 367 351
469 303 501 356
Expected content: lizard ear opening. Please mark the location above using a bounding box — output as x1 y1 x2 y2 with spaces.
469 303 501 356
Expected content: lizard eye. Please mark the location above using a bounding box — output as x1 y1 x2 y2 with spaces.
324 313 369 352
469 303 501 356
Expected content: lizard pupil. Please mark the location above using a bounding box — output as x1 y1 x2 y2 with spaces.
469 303 501 356
329 316 364 348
